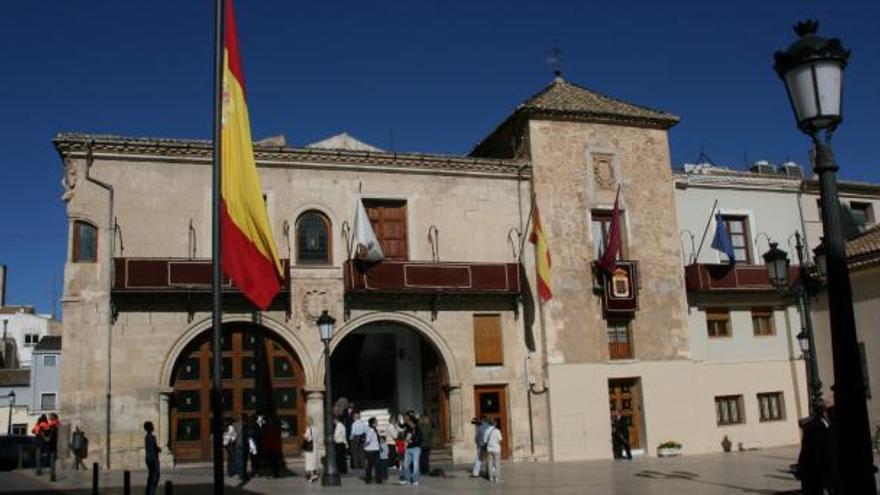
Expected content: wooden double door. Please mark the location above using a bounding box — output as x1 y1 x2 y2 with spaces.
474 385 510 459
608 378 641 449
170 326 305 462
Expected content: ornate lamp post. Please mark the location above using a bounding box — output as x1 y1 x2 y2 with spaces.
763 236 824 415
6 390 15 435
318 310 341 486
774 20 876 492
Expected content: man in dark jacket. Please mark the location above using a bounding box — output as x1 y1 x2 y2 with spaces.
797 405 839 494
144 421 161 495
612 412 632 460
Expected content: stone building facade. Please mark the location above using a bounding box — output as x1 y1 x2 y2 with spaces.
56 76 877 469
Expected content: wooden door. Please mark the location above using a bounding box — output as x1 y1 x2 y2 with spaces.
363 200 408 260
608 378 640 449
170 327 305 462
422 361 449 448
474 385 510 459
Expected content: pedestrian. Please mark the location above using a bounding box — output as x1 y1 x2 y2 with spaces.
349 411 367 469
143 421 161 495
246 414 262 476
797 404 839 494
395 433 406 476
419 414 434 475
32 414 49 468
484 419 503 483
333 416 349 475
303 417 318 483
470 416 488 478
70 427 87 470
385 414 399 470
364 417 381 484
223 422 238 477
612 411 632 460
378 433 390 482
234 413 248 480
47 413 60 458
263 416 282 478
399 413 423 486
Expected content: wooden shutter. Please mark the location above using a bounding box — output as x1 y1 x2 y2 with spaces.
363 200 408 260
473 314 503 366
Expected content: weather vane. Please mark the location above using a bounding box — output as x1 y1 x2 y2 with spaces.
547 44 563 78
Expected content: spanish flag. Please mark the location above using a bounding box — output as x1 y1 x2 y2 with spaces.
529 201 553 302
220 0 283 309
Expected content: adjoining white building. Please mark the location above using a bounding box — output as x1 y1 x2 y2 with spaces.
1 306 58 368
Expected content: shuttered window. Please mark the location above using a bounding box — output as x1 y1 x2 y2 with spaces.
363 200 408 260
473 314 503 366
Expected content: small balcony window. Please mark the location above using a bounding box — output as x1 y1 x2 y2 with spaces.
295 211 331 265
72 220 98 262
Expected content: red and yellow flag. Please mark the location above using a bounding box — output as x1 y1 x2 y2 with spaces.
529 201 553 302
220 0 283 309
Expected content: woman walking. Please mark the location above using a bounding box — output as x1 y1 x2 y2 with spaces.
333 416 348 475
485 419 503 483
303 417 319 483
363 417 381 484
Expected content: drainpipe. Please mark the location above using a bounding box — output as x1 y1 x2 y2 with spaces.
83 139 115 469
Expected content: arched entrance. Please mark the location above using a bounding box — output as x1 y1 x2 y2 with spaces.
170 323 306 462
330 321 449 446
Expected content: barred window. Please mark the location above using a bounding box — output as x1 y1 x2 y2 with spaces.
751 308 775 336
715 395 744 425
758 392 785 422
706 309 731 338
296 211 331 265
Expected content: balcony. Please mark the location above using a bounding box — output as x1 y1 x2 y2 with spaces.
113 258 291 292
343 260 521 295
684 263 800 293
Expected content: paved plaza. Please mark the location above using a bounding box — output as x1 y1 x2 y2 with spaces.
0 446 806 494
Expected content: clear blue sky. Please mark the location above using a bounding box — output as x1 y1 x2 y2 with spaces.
0 0 877 314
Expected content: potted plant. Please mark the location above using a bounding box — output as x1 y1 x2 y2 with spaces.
657 441 682 457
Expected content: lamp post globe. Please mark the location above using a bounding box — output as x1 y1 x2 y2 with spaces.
317 310 341 486
774 20 875 492
796 331 810 354
773 20 849 135
812 242 827 279
762 242 790 293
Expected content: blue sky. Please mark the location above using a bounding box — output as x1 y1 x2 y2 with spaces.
0 0 877 314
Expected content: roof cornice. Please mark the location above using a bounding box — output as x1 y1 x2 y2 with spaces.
673 172 803 192
54 133 531 179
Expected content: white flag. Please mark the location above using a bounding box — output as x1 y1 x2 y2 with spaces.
352 198 384 262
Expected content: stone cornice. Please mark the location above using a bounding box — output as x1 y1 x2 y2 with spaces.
54 133 531 179
673 171 802 192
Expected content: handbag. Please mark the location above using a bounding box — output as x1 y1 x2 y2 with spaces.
302 427 314 452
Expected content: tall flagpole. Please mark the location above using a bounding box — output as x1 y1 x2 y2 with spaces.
211 0 226 492
693 198 719 263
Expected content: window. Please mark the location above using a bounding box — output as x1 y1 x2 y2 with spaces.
715 395 745 425
757 392 785 421
591 210 625 261
43 355 56 367
850 202 875 233
40 393 57 411
24 334 40 347
11 424 27 436
295 210 331 265
607 319 633 360
72 220 98 262
719 215 751 263
706 309 731 338
473 314 503 366
363 200 408 260
751 308 775 336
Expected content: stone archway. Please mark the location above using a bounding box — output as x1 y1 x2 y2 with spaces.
160 316 316 463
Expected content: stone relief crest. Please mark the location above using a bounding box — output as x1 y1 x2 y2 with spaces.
301 289 331 322
592 155 616 190
61 159 78 202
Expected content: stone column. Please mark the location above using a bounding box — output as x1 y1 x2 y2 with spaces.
304 386 325 453
157 389 175 467
447 383 462 441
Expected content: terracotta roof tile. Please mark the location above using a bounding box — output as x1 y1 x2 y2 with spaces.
848 224 880 269
0 369 30 387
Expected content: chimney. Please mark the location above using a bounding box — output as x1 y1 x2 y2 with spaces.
0 264 6 308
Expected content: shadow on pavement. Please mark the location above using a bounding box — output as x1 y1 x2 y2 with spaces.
8 484 263 494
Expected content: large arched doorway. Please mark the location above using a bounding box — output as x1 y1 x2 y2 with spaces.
330 321 449 446
170 323 306 462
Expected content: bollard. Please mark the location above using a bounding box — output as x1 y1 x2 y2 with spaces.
123 470 131 495
92 462 99 495
35 446 42 476
17 448 23 470
50 452 56 482
164 480 173 495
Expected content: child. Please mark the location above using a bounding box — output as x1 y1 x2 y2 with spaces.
395 433 406 476
378 434 389 482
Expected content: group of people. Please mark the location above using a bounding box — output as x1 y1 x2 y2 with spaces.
471 416 504 483
32 413 61 467
325 406 435 486
222 413 285 480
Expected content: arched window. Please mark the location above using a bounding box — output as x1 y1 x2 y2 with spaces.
296 211 331 265
72 220 98 262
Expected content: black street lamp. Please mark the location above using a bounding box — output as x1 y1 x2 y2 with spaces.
774 20 876 492
762 235 824 416
318 310 341 486
6 390 15 435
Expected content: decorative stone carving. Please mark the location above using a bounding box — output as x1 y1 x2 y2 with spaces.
61 159 78 202
592 155 615 190
301 289 331 321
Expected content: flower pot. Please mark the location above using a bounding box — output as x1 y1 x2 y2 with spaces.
657 447 681 457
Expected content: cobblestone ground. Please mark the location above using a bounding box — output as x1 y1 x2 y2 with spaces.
0 446 808 494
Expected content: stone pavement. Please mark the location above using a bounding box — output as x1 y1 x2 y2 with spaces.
0 446 806 494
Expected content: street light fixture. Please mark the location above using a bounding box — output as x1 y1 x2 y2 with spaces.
774 20 875 492
796 331 810 354
762 242 790 292
6 390 15 435
317 310 341 486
